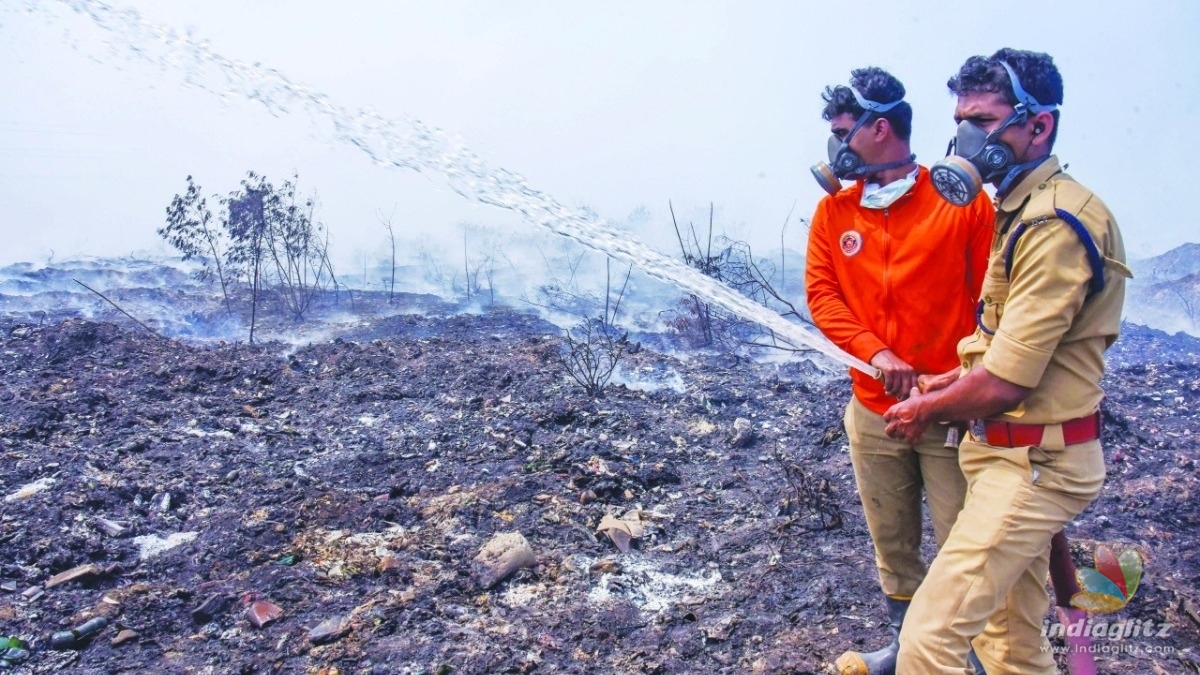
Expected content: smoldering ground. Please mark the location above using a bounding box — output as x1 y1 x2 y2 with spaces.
0 268 1196 674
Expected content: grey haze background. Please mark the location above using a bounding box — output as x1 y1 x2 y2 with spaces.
0 1 1196 271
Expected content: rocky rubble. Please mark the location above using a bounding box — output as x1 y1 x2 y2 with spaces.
0 306 1197 674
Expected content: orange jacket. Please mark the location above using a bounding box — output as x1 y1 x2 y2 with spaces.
805 167 993 414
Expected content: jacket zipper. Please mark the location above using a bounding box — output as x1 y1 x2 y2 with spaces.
883 207 893 347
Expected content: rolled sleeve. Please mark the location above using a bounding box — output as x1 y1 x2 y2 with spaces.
982 218 1092 388
983 327 1052 388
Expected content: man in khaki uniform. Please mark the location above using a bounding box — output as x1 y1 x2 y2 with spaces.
881 48 1130 673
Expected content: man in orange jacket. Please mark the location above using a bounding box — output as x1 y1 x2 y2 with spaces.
804 67 993 675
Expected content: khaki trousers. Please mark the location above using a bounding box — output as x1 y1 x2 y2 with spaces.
844 398 968 599
896 434 1105 674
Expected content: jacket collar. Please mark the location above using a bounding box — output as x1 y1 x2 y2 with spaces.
845 165 928 204
997 155 1063 215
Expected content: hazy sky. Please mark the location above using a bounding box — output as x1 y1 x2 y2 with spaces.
1 1 1196 270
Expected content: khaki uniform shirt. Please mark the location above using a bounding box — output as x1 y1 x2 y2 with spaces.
957 156 1131 426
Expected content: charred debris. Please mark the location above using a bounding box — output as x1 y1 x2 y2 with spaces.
0 298 1197 673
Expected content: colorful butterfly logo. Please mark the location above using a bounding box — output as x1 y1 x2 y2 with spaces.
1070 544 1144 613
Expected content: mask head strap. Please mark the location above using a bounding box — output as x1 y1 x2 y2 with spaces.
841 87 904 143
849 87 904 114
999 61 1058 116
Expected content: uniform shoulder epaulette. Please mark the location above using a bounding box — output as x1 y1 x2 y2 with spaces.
1004 175 1105 296
1021 174 1095 225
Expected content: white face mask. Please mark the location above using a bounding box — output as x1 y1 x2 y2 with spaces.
860 175 916 209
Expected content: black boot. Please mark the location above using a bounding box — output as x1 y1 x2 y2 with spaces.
835 596 909 675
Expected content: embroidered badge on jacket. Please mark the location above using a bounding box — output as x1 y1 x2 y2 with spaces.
839 230 863 257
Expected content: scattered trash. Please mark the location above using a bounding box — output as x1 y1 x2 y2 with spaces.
729 417 755 448
92 518 129 537
701 614 739 641
595 511 648 554
0 636 30 665
246 600 284 628
473 532 535 589
50 617 109 650
45 564 102 589
0 286 1190 672
308 615 351 644
191 594 233 624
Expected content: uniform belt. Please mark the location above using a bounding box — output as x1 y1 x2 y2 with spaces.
981 411 1102 448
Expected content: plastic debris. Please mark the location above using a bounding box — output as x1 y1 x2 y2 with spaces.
246 600 284 628
0 636 31 665
50 617 109 650
46 564 102 589
472 532 535 589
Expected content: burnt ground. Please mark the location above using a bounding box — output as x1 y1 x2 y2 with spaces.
0 298 1197 674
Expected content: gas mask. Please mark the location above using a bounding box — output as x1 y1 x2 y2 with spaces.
811 89 916 195
930 62 1059 206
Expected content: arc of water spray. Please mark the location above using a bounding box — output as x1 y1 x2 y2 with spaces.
42 0 879 378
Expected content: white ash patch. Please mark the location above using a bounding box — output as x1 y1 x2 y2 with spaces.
587 556 722 613
4 477 56 502
132 531 198 560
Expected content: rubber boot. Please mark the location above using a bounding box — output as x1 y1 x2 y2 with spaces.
835 596 909 675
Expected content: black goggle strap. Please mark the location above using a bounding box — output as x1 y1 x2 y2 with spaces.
839 109 875 148
850 87 904 114
999 62 1059 115
835 88 910 178
989 108 1028 144
840 87 904 149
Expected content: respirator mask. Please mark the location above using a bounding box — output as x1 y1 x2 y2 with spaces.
930 62 1059 206
811 88 916 195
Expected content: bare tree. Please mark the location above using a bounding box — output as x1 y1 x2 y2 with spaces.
226 183 268 343
159 176 236 315
1168 284 1198 332
666 201 815 356
257 174 333 321
378 206 399 304
557 258 632 397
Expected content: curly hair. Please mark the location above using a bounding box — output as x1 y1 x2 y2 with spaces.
821 66 913 141
947 48 1063 148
